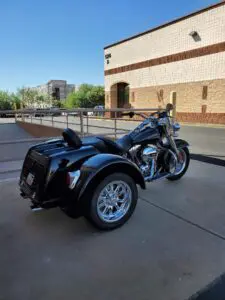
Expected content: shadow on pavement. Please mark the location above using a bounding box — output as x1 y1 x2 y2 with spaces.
189 272 225 300
190 154 225 167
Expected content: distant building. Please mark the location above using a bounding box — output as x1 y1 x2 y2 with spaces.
104 2 225 124
31 80 78 101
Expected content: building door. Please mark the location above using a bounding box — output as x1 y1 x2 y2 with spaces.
117 83 129 108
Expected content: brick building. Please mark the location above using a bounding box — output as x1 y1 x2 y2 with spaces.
104 1 225 123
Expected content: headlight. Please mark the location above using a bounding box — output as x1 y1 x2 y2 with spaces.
173 122 180 131
158 117 169 126
172 122 180 137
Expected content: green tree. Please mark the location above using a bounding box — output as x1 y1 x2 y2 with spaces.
65 84 105 108
17 88 36 107
52 99 63 108
35 94 52 107
87 85 105 107
0 91 12 110
17 88 53 108
11 93 21 109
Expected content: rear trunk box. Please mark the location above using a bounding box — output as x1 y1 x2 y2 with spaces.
19 139 99 205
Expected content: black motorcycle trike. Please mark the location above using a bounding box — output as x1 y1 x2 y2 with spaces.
19 104 190 230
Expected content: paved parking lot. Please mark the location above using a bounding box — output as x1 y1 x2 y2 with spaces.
1 160 225 300
1 122 225 299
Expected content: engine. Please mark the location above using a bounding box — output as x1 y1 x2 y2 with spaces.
129 143 178 181
140 145 158 180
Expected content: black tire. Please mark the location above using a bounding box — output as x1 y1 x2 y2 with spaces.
86 173 138 230
167 147 190 181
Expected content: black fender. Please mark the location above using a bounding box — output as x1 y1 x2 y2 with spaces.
75 153 145 208
175 139 189 148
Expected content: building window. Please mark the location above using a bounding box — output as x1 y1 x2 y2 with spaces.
202 86 208 100
52 87 60 100
189 31 201 42
157 89 163 102
131 92 135 102
202 105 207 114
159 89 163 100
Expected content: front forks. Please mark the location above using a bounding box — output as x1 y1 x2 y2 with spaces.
167 134 182 163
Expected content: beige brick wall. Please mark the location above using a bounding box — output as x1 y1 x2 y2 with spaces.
104 3 225 120
105 52 225 91
104 4 225 70
136 79 225 113
105 79 225 113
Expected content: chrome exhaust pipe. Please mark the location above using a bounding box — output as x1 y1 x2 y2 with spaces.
30 206 43 212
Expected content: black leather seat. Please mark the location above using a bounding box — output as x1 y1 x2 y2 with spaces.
98 135 132 154
116 135 133 152
82 137 106 152
63 128 133 154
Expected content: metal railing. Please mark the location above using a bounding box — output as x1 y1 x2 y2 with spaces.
0 107 160 139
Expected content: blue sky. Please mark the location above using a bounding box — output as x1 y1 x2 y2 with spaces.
0 0 216 91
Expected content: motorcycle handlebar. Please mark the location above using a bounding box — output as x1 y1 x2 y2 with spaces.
121 103 173 119
121 112 135 118
121 109 170 119
121 111 159 119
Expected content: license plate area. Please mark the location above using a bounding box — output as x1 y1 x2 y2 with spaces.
26 173 35 186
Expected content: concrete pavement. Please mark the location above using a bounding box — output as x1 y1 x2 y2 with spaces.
0 123 32 141
0 124 33 180
1 160 225 299
1 121 225 299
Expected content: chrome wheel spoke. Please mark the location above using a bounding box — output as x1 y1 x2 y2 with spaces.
103 206 109 214
97 180 132 223
117 197 126 204
174 149 187 175
98 201 106 209
108 207 114 219
114 202 120 211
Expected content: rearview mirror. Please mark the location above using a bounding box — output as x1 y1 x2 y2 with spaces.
129 112 135 118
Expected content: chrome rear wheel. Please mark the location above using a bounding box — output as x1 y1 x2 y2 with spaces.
97 181 132 223
87 173 138 230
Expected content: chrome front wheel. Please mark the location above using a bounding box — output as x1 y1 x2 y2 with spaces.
167 147 190 181
173 148 187 176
